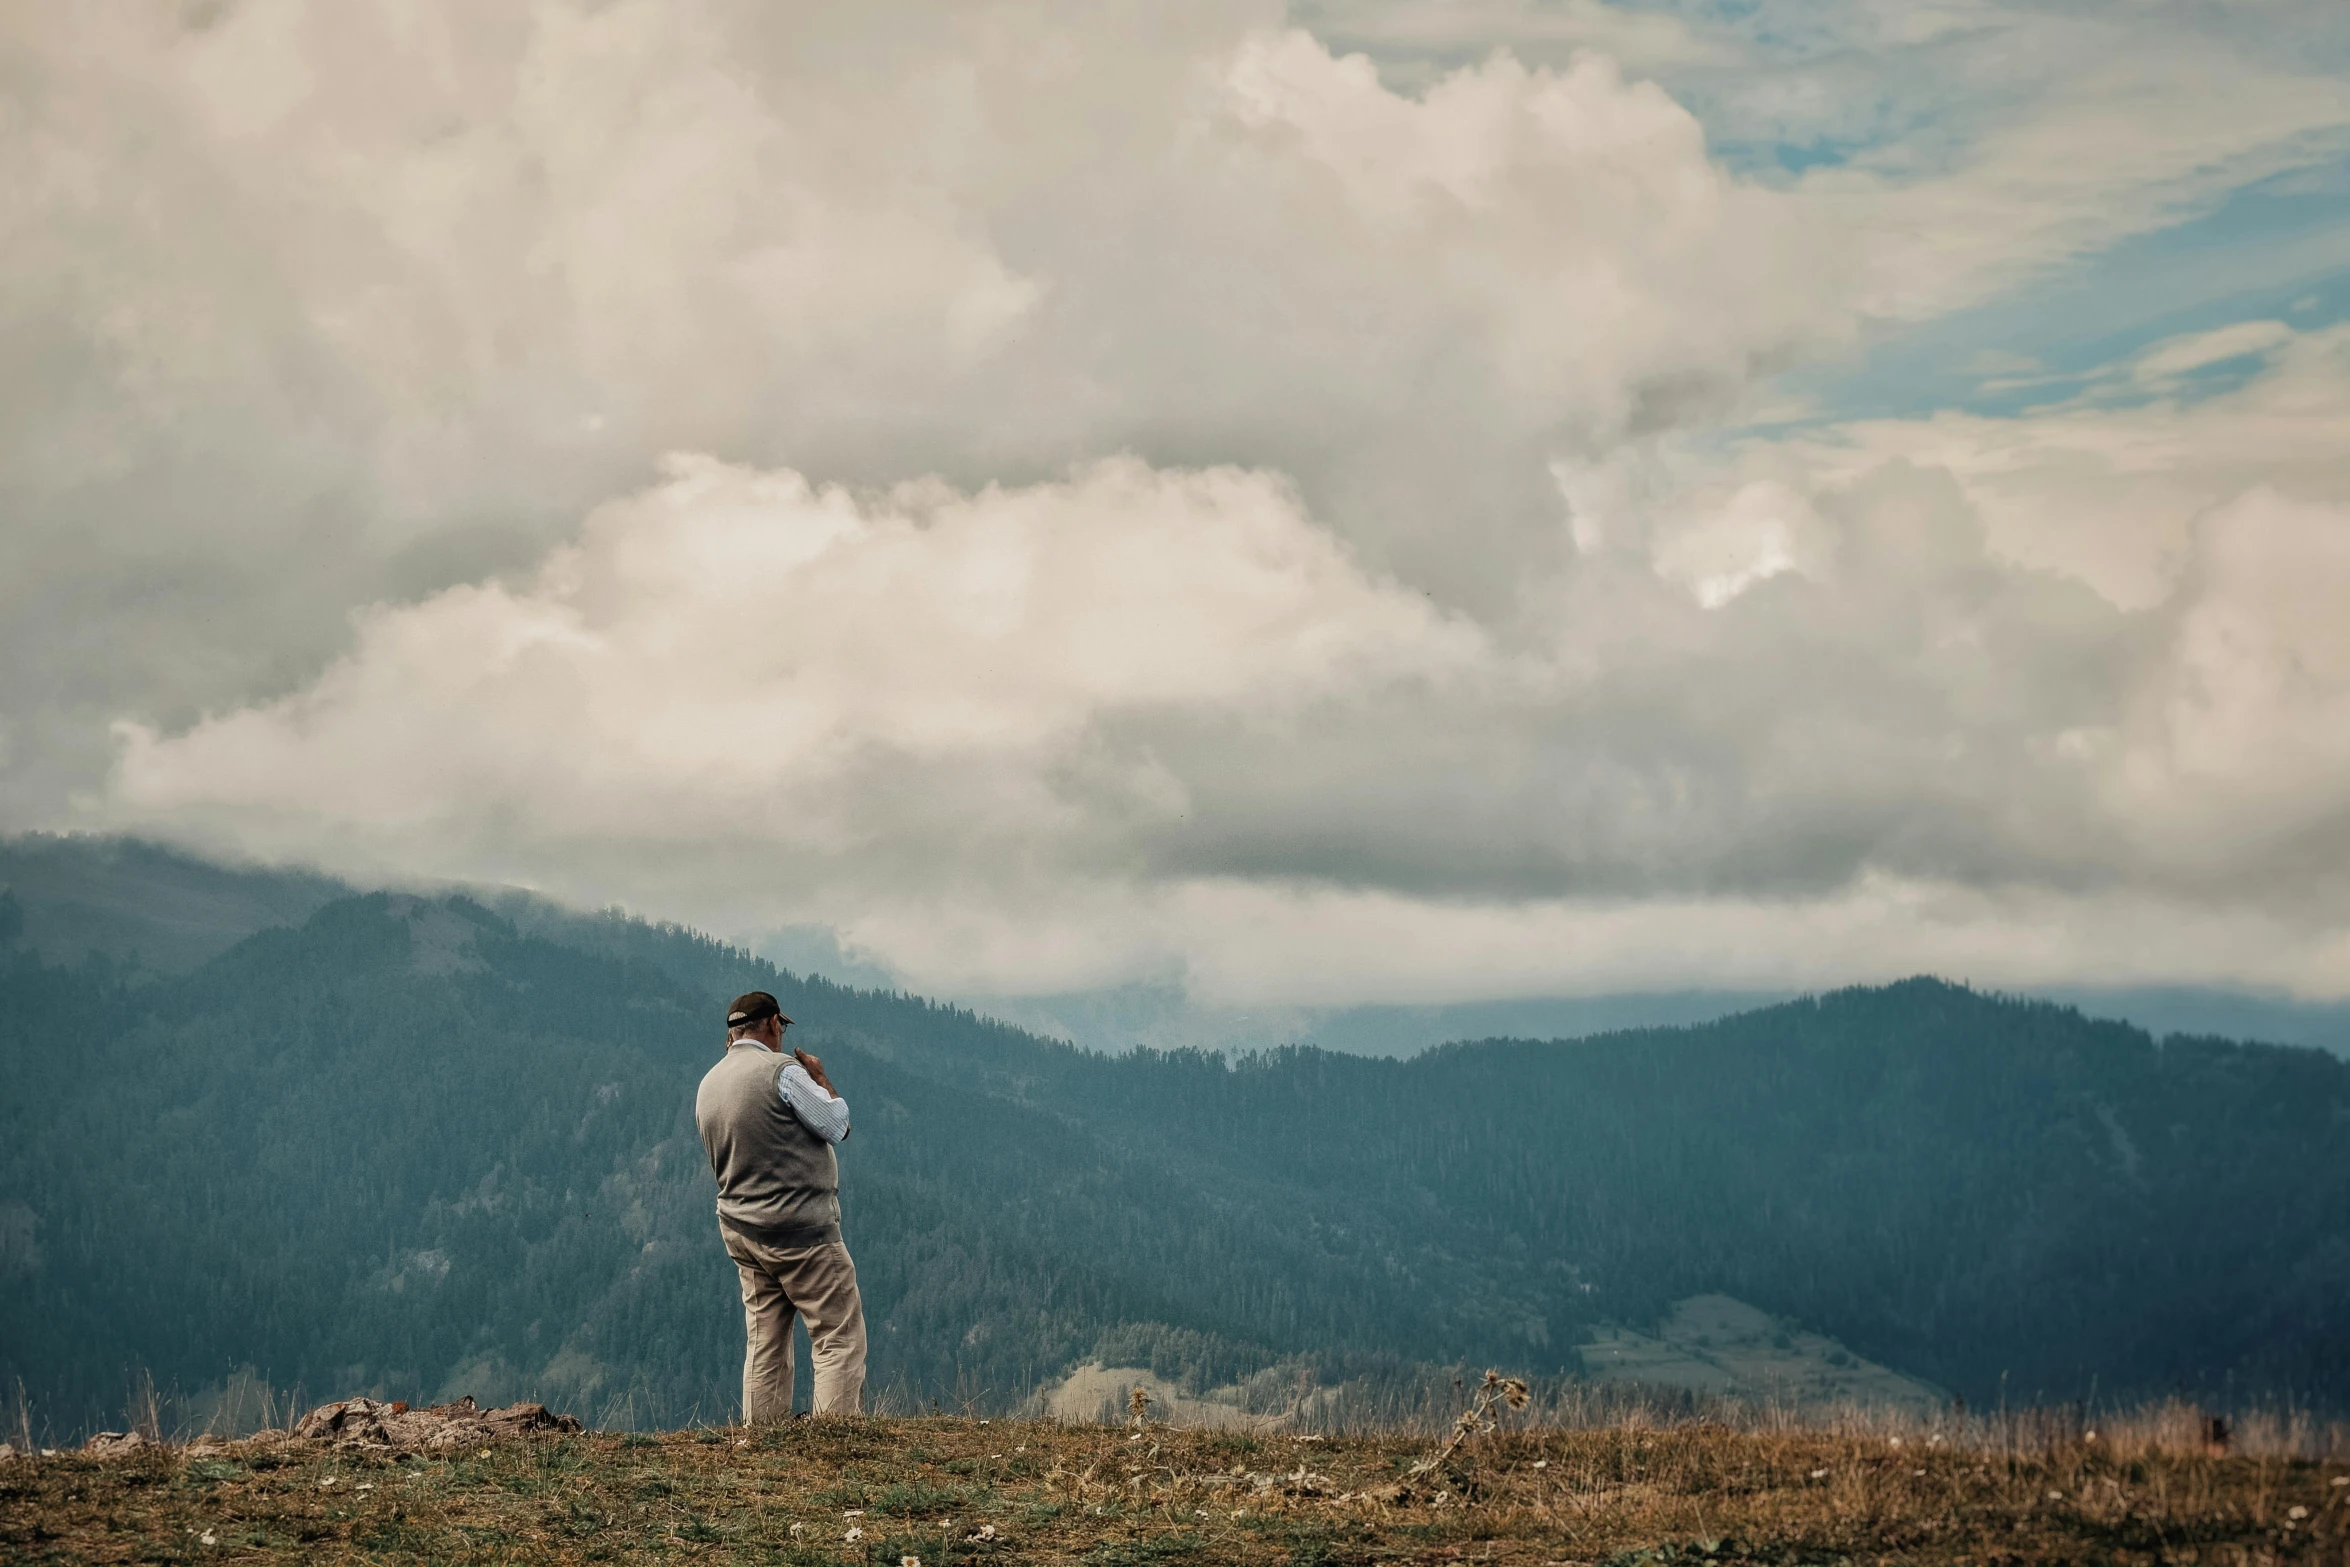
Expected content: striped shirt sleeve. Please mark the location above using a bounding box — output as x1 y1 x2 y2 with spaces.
777 1060 852 1144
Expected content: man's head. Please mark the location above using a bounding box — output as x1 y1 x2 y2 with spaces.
726 991 792 1050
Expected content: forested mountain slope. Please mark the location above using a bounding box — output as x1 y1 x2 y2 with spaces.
3 888 2346 1438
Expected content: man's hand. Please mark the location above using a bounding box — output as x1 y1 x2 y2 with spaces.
793 1047 836 1095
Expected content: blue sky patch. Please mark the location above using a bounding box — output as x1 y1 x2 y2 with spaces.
1788 157 2350 424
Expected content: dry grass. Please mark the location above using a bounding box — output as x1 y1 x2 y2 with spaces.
6 1405 2348 1565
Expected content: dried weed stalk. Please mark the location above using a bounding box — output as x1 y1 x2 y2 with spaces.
1410 1369 1530 1481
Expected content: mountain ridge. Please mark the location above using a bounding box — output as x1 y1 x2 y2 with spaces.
9 832 2348 1059
4 863 2348 1439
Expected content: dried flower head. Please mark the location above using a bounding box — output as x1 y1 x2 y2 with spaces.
1409 1366 1531 1477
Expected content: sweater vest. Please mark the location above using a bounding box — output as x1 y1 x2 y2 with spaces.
695 1042 841 1241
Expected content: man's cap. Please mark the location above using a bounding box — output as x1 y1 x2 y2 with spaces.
726 990 792 1029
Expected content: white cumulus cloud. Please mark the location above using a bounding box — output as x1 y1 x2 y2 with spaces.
109 455 1488 919
103 330 2350 998
4 0 2348 1002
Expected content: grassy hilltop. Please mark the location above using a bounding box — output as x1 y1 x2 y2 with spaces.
6 1409 2348 1565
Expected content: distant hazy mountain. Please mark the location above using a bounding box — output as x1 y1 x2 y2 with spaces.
2041 987 2350 1058
11 834 2346 1060
0 834 347 973
963 985 1797 1061
955 980 2350 1060
4 860 2346 1438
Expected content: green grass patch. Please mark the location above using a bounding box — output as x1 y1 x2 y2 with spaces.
869 1479 990 1516
1082 1530 1205 1566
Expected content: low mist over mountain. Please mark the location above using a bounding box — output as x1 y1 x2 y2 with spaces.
4 840 2347 1437
10 836 2347 1062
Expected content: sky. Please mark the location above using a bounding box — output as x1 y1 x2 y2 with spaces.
7 0 2350 1008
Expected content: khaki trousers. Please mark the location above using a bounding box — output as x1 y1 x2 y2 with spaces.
719 1224 867 1421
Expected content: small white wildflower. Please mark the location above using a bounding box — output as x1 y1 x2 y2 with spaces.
2289 1506 2309 1521
1889 1437 1902 1449
2084 1430 2097 1442
903 1555 923 1566
2047 1490 2063 1501
1231 1509 1246 1519
734 1438 749 1448
477 1448 490 1458
790 1523 804 1536
1809 1469 1829 1480
973 1523 998 1540
318 1476 338 1489
844 1527 863 1542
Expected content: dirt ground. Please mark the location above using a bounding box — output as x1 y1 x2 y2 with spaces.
4 1412 2345 1564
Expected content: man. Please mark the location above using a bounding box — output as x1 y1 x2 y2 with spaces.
694 990 867 1419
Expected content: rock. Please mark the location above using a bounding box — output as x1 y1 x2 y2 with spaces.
481 1401 582 1440
291 1395 582 1452
84 1430 154 1458
290 1397 399 1444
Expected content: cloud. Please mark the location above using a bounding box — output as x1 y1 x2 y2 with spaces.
1817 52 2350 321
1762 322 2350 608
853 875 2350 1006
8 1 2350 1002
104 326 2350 998
107 453 1488 907
1311 1 2350 316
0 0 1841 824
2132 320 2296 385
1292 0 1740 78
